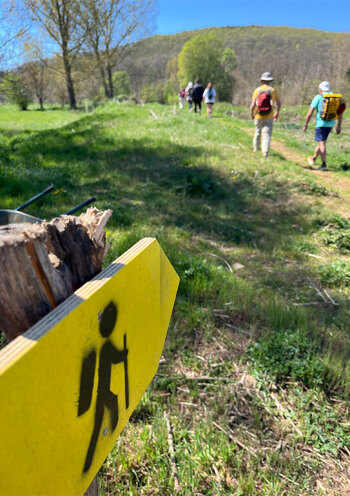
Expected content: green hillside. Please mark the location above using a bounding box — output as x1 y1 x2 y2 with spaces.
3 25 349 107
120 25 350 104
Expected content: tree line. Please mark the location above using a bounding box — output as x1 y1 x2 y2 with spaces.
1 12 350 109
118 26 350 106
0 0 155 109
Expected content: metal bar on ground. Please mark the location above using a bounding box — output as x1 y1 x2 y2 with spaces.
64 197 96 215
14 185 55 212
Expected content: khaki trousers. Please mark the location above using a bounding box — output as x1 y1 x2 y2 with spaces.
253 118 274 155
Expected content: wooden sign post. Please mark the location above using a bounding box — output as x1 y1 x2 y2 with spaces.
0 237 179 496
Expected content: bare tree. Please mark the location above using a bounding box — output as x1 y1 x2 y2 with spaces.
0 0 27 66
77 0 156 99
21 42 49 109
23 0 86 109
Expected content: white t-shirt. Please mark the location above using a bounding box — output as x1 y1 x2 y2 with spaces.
203 87 216 103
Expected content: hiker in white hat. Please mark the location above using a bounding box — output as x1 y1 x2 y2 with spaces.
303 81 345 170
250 72 282 158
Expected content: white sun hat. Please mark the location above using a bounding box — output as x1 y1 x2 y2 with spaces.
319 81 331 92
260 72 274 81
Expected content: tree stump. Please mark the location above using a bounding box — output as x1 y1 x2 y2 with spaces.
0 208 112 341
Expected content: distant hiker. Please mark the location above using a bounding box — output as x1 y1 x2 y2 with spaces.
250 72 281 158
303 81 345 171
192 79 204 114
185 81 193 111
203 82 216 118
179 87 186 109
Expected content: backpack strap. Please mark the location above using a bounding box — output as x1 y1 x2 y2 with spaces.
256 87 262 104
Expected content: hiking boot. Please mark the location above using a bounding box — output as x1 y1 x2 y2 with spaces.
307 156 315 166
317 165 329 171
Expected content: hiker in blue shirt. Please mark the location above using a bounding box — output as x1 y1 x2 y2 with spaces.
303 81 343 171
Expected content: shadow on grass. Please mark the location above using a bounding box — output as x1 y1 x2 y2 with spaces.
0 114 311 251
1 109 350 395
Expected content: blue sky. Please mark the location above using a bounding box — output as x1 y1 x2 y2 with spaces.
156 0 350 35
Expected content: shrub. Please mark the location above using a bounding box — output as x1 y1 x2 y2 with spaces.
112 71 131 100
162 81 177 105
175 256 214 299
140 83 162 103
320 214 350 253
0 72 32 110
318 260 350 287
247 329 324 388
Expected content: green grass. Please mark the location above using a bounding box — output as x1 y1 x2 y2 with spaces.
1 101 349 495
0 103 84 131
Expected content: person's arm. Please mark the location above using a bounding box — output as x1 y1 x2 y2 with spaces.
250 99 256 119
273 98 281 122
336 114 343 134
303 107 315 131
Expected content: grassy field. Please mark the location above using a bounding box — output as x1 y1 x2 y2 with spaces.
1 101 350 495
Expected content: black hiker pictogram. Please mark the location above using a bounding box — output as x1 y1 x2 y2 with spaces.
78 301 129 473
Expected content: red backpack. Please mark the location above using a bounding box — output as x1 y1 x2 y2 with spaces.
256 87 272 115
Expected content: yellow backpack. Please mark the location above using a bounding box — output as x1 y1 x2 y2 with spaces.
320 93 343 121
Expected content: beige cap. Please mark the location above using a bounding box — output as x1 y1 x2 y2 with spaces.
260 72 274 81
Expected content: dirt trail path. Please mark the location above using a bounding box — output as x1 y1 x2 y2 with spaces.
271 137 350 188
243 128 350 217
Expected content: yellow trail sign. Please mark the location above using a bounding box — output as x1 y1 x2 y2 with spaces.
0 238 179 496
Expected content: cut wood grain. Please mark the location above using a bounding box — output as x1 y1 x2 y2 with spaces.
0 208 112 341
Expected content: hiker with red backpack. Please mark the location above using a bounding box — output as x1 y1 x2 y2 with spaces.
303 81 346 171
250 72 281 158
179 87 186 109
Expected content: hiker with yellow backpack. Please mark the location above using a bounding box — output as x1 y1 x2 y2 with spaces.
303 81 346 170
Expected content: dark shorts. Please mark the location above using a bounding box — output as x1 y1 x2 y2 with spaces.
315 127 332 142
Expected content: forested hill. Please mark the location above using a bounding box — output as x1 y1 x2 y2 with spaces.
120 25 350 104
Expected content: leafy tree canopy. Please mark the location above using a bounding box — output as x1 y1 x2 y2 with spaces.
177 31 236 101
112 71 131 99
0 72 32 110
166 55 179 92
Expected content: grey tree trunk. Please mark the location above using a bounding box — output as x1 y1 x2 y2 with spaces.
63 47 77 110
107 63 114 99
